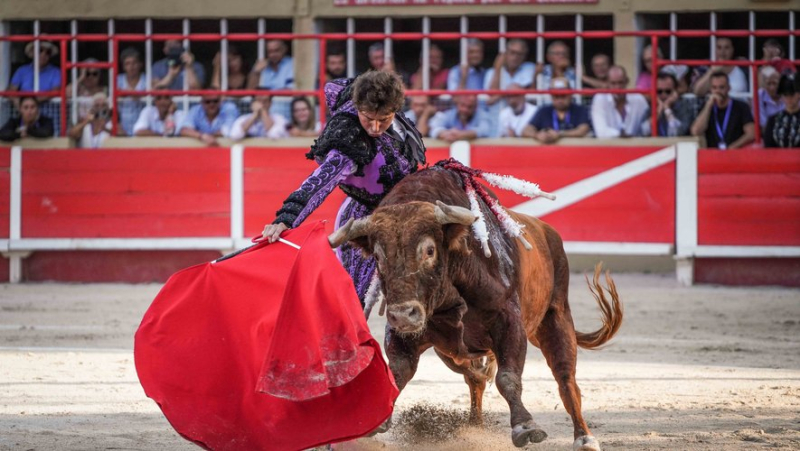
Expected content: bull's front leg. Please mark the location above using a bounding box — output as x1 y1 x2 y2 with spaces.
493 314 548 448
371 325 424 434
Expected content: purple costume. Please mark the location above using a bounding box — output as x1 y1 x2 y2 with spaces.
273 78 426 304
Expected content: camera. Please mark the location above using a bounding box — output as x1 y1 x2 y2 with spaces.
167 47 184 68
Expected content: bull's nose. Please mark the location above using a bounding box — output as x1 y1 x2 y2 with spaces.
387 302 424 330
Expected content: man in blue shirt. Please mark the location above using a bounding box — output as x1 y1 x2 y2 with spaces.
522 77 591 144
9 41 62 94
447 39 488 91
178 95 238 146
429 94 492 142
152 40 205 91
247 40 294 91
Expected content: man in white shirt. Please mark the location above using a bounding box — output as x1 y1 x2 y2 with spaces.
133 93 185 137
229 95 289 140
498 83 537 137
591 65 649 138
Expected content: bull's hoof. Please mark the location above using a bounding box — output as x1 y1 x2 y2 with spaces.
573 435 601 451
367 416 392 436
511 421 548 447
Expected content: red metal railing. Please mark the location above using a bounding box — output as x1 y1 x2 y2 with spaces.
1 29 798 141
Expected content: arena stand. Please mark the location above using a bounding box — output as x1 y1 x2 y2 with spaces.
0 24 798 286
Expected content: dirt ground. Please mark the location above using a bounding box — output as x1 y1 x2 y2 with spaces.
1 273 799 451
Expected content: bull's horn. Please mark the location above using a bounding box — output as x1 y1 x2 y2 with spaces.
328 217 371 248
434 200 477 226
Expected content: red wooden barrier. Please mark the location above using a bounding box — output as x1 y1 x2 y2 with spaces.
0 147 9 239
471 146 675 243
21 149 230 238
698 149 800 246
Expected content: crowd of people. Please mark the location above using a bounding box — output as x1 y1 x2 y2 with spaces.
2 37 798 148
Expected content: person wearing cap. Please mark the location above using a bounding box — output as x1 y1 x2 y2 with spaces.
591 65 649 138
690 71 754 150
764 75 800 148
640 72 694 137
757 66 785 128
522 77 590 144
9 41 62 94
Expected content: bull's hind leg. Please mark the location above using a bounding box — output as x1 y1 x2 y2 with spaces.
535 305 600 451
434 350 497 425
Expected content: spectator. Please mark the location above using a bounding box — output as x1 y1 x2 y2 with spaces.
229 94 289 140
67 58 107 120
757 66 785 128
152 40 205 91
522 78 590 144
211 45 248 90
0 96 54 141
325 48 347 82
641 72 694 137
429 94 492 142
498 83 538 138
764 75 800 148
591 65 649 138
538 40 576 89
178 94 238 146
68 93 116 148
410 44 448 90
9 41 61 94
287 97 321 137
484 39 536 106
132 91 185 137
404 95 436 137
447 39 487 91
692 38 748 96
367 42 386 72
762 39 796 76
635 44 664 90
247 40 294 91
690 71 754 150
582 53 611 89
661 64 692 95
117 47 147 136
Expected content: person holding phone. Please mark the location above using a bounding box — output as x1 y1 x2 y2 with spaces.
68 93 117 148
153 40 205 91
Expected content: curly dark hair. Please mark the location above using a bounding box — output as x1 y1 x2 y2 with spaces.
352 70 405 115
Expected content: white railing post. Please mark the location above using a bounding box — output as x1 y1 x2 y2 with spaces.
70 20 79 125
675 141 699 286
422 16 430 91
346 18 355 79
450 141 471 167
33 21 40 93
221 19 229 92
145 18 153 109
230 144 245 246
8 146 24 283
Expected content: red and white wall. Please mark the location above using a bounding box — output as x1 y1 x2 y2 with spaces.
1 143 798 286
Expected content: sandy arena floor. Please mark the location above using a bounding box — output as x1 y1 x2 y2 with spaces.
1 273 799 450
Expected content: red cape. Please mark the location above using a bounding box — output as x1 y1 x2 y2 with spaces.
134 221 398 450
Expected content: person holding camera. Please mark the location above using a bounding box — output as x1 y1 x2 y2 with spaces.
153 40 205 91
68 93 118 148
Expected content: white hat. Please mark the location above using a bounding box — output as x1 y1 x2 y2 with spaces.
24 41 59 59
551 78 569 89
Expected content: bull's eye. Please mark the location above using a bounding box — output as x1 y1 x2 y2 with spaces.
426 246 435 257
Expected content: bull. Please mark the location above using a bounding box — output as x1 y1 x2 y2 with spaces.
329 166 622 450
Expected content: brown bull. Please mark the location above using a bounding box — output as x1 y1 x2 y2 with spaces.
329 167 622 450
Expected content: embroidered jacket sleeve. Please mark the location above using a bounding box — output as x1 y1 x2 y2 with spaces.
272 150 357 228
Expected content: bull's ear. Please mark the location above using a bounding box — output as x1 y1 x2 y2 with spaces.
443 223 471 255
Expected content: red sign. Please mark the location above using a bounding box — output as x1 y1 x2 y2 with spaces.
334 0 597 6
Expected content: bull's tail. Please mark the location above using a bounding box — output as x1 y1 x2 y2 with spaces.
575 263 623 350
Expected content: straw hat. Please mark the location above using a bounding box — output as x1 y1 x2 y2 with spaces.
24 41 59 59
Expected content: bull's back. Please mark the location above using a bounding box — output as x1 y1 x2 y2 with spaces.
509 211 566 346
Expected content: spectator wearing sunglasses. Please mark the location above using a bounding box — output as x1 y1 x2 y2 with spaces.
133 90 185 137
178 95 238 146
9 41 62 96
641 72 694 137
66 58 107 121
